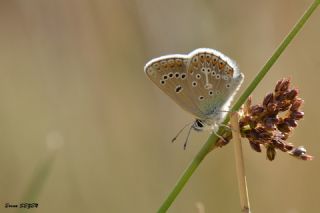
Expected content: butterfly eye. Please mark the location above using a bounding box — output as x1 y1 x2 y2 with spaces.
162 75 168 80
168 72 174 78
201 68 206 73
195 119 204 128
226 84 231 88
175 72 180 78
196 74 201 79
211 71 216 76
209 90 214 96
215 74 221 79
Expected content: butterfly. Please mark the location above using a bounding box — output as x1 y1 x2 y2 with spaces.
144 48 244 148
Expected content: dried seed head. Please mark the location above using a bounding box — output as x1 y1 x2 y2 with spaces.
266 103 277 113
249 140 262 152
286 89 298 100
290 98 303 111
251 105 264 116
277 121 291 133
290 111 304 120
266 146 276 161
275 79 285 92
288 146 314 160
284 118 298 127
263 93 274 107
277 101 291 111
264 117 278 130
244 96 252 115
236 78 312 161
275 79 290 94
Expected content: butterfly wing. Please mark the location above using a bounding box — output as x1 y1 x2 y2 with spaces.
186 48 244 122
144 54 204 118
144 48 244 122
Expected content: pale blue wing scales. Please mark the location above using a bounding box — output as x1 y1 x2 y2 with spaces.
144 54 204 117
186 48 244 122
144 48 244 123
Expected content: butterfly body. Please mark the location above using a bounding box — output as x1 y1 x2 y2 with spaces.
144 48 244 133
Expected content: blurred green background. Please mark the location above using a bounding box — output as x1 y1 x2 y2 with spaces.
0 0 319 212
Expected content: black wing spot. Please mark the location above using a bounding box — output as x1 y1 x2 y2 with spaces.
198 96 204 101
175 85 183 93
181 73 186 79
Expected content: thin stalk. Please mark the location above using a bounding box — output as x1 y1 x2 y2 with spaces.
157 1 319 212
231 112 250 213
16 153 56 213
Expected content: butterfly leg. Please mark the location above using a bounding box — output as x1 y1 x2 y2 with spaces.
219 123 231 130
218 123 240 134
211 124 228 143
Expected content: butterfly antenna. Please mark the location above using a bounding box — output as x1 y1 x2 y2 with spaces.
171 122 193 143
183 125 193 150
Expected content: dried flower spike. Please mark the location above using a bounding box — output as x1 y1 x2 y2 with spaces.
239 78 312 161
215 78 313 161
288 146 314 161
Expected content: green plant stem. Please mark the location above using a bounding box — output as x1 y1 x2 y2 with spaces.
157 1 319 212
17 153 56 213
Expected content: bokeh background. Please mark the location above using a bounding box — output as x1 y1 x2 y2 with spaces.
1 0 319 212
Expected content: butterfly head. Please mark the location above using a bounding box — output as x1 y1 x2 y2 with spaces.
192 119 207 131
